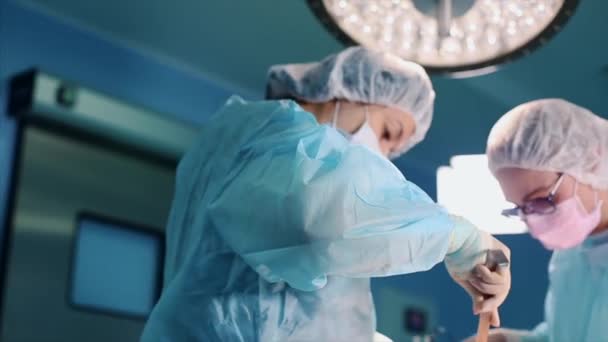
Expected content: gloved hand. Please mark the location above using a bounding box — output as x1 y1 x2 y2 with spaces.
463 328 529 342
444 216 511 327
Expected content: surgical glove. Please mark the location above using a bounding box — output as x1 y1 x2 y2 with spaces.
469 251 511 319
463 328 530 342
444 216 511 326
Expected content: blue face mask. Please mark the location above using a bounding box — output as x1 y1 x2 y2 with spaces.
332 101 383 155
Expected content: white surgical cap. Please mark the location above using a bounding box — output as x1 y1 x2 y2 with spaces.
266 46 435 157
487 98 608 189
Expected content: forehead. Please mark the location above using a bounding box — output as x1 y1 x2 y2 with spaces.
494 168 557 204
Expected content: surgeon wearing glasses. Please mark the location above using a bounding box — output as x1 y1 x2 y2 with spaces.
466 99 608 342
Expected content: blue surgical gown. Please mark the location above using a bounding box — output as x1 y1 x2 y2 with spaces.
141 96 456 342
523 230 608 341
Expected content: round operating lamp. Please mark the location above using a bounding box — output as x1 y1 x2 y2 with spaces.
307 0 579 77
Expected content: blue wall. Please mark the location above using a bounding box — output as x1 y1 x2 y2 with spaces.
0 0 239 255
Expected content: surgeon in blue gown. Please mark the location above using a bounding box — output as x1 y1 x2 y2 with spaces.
141 47 511 342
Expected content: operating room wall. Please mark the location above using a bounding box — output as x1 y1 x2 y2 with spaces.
0 0 237 281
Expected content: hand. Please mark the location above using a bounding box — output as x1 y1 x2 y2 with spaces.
469 239 511 317
463 328 528 342
449 272 503 327
444 216 511 325
450 236 511 327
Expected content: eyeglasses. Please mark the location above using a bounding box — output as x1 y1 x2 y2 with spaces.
501 173 565 218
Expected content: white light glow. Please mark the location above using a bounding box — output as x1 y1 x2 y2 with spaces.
322 0 566 68
437 154 528 235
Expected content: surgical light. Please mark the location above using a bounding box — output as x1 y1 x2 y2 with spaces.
307 0 579 77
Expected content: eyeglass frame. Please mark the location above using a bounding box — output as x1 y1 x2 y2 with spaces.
501 173 565 218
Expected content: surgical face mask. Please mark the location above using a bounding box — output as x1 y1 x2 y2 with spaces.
332 101 382 155
526 180 603 250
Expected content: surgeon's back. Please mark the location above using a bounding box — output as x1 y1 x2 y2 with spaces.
141 97 379 341
142 93 458 341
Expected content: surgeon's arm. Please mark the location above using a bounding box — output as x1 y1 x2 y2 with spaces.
210 144 504 292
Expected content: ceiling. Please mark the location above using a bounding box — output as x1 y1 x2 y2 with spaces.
15 0 608 100
13 0 608 173
14 0 345 98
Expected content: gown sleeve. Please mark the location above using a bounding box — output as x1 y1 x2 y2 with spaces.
207 118 456 291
